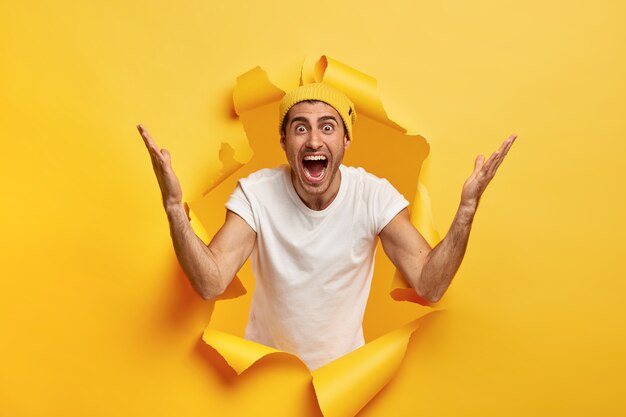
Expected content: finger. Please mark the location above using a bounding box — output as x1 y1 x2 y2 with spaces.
485 134 515 169
137 124 160 153
489 134 516 161
137 124 151 143
487 154 505 177
500 133 516 148
495 135 516 162
487 134 517 176
482 150 500 173
473 154 485 174
488 148 512 177
137 126 157 152
137 124 166 164
500 134 516 156
160 148 172 167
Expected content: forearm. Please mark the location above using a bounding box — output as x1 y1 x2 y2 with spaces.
417 202 476 302
384 135 517 303
165 203 226 300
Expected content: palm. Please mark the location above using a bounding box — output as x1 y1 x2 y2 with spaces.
461 134 517 208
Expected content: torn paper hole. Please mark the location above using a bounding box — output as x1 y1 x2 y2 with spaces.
188 55 441 417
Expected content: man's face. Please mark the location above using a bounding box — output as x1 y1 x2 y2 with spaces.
280 101 350 202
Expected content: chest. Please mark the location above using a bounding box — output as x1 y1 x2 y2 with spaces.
255 197 377 269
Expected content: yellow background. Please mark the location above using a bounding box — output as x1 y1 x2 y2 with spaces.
2 0 625 415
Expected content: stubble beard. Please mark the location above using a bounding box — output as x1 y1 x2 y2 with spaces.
290 151 344 206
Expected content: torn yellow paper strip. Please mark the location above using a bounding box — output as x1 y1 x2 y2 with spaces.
311 313 438 417
202 327 286 374
311 55 405 131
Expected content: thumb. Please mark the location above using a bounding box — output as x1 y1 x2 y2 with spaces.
160 148 172 166
473 154 485 174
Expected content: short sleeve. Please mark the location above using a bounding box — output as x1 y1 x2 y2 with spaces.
225 182 257 232
373 179 409 235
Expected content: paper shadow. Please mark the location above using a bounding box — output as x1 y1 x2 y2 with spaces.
152 260 216 339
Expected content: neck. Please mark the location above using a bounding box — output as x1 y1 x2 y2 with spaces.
291 167 342 211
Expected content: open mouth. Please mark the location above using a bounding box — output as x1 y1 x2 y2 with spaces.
302 155 328 183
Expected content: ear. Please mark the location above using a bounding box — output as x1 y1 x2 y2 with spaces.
344 134 351 150
280 134 286 151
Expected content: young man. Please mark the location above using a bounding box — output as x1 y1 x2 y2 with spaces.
138 83 516 370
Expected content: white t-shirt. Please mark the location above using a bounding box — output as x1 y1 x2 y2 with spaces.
225 164 409 370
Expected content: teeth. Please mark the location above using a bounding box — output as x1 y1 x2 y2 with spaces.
303 155 327 161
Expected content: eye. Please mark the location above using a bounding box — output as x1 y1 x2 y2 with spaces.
322 124 334 133
295 125 307 133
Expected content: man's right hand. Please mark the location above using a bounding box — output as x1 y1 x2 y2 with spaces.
137 124 183 211
136 124 255 300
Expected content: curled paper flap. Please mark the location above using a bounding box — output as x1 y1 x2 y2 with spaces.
312 312 438 417
202 328 288 374
233 66 285 116
203 312 437 417
310 55 405 132
188 56 441 416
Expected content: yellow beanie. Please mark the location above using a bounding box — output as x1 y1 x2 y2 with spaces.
278 83 357 139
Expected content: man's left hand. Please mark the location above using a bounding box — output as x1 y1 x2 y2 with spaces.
460 134 517 210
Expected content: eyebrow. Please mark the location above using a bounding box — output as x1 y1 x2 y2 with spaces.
318 115 339 124
289 115 339 127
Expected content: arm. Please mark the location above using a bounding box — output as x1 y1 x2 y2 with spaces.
137 125 256 300
380 134 517 302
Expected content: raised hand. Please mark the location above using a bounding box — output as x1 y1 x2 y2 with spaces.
137 124 183 210
461 134 517 209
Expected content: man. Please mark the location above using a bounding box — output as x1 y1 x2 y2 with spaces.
138 83 516 370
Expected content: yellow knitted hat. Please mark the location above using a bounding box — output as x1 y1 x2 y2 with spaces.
278 83 357 139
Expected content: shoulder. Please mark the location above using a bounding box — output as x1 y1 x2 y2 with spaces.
240 166 287 184
342 165 407 206
238 166 289 192
341 165 395 190
227 166 290 228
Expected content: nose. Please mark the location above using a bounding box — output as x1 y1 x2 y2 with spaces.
306 130 323 150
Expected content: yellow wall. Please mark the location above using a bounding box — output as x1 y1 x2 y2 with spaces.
2 0 625 415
